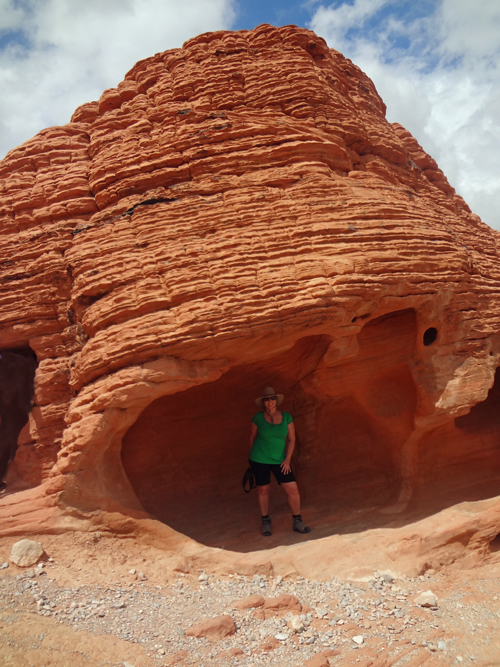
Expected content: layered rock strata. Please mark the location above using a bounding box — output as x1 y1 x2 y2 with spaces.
0 24 500 568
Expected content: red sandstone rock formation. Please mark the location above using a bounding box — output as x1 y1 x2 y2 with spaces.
185 615 236 640
1 24 500 575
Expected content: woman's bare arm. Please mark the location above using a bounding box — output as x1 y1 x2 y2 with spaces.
250 422 258 452
281 422 296 473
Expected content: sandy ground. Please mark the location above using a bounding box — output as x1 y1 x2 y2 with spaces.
1 531 500 667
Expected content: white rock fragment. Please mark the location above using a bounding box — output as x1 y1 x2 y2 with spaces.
275 633 288 641
352 635 364 645
198 572 209 582
128 569 136 575
414 590 438 608
10 540 44 567
287 615 305 633
0 562 8 569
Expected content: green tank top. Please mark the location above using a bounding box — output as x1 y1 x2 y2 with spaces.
249 411 293 465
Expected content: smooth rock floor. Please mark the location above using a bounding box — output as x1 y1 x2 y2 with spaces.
179 476 500 553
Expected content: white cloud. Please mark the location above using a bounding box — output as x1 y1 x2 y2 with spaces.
308 0 385 53
438 0 500 61
309 0 500 230
0 0 235 158
0 1 24 29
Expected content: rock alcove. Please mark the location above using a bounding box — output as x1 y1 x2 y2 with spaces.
119 308 500 551
0 348 37 485
121 309 416 548
1 24 500 570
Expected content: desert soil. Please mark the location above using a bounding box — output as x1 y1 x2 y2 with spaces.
1 532 500 667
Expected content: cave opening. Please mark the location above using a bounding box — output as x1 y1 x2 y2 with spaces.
489 534 500 554
414 366 500 509
121 309 421 550
0 348 37 487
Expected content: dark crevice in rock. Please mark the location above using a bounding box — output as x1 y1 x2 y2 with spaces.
0 272 33 284
122 196 179 216
77 292 109 308
490 534 500 553
72 196 179 237
0 348 37 484
455 368 500 432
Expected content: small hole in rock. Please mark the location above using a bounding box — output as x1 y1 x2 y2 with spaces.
489 534 500 553
423 327 438 346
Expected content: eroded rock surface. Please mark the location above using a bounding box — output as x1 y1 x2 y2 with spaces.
0 24 499 571
185 614 236 640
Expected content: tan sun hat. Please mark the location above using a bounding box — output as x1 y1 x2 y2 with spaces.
255 386 284 408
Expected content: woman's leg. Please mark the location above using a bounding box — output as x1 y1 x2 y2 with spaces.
282 482 310 533
257 484 272 536
257 484 270 516
250 462 273 535
282 481 301 515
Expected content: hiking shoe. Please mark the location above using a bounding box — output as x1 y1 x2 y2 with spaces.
293 515 311 534
261 516 272 537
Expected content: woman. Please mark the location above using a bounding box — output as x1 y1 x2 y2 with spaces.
249 386 310 537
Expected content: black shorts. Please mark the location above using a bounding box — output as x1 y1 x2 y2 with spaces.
249 459 296 486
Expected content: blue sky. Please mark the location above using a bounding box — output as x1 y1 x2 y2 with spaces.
0 0 499 230
234 0 314 29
